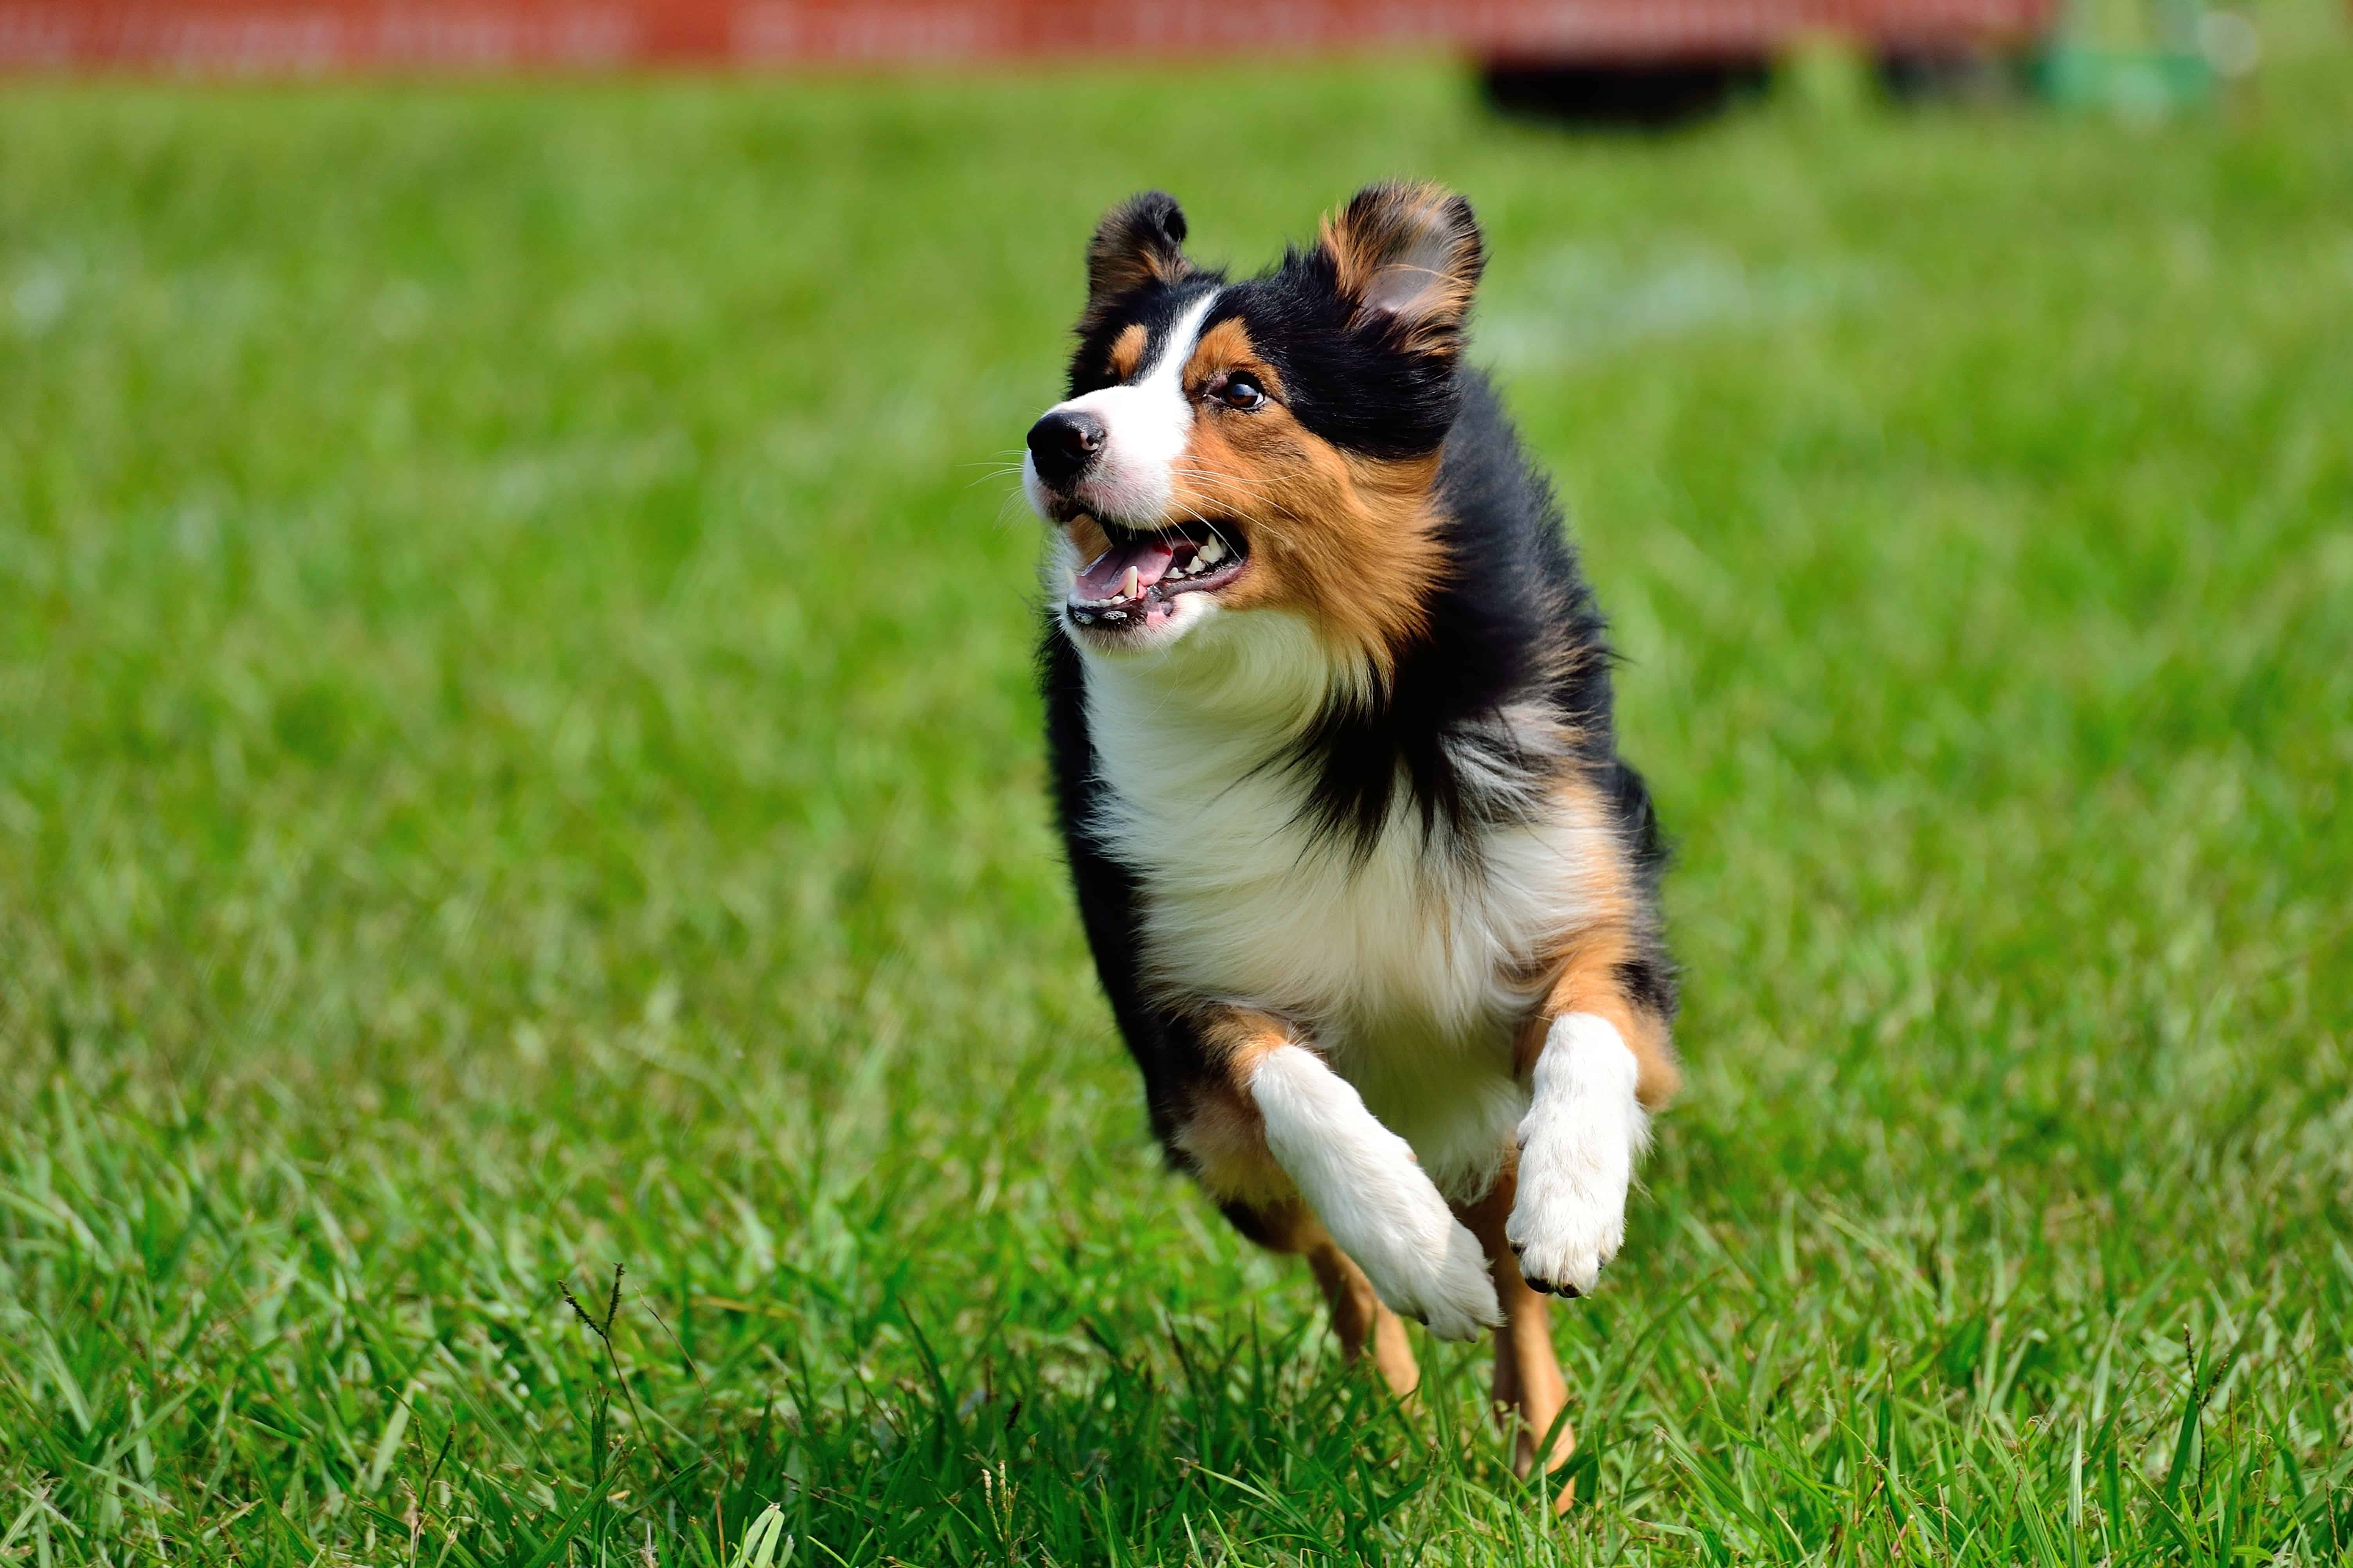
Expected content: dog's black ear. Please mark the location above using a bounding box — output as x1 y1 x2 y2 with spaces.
1083 191 1191 328
1315 182 1484 354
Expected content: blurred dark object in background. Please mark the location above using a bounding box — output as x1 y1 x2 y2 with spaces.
1481 59 1775 127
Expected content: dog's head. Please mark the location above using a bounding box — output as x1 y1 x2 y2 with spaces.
1025 184 1484 675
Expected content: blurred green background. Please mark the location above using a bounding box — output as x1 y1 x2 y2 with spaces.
2 9 2351 1563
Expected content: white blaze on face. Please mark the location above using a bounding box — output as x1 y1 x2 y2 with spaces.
1024 290 1221 526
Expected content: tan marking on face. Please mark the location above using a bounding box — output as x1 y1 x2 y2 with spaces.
1107 323 1148 382
1510 776 1679 1109
1182 319 1284 397
1170 317 1445 680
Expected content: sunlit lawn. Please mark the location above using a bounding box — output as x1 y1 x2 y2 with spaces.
3 16 2351 1563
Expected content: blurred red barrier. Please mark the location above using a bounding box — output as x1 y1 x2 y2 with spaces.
0 0 2057 74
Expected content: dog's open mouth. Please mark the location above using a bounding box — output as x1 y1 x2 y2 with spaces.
1067 520 1250 632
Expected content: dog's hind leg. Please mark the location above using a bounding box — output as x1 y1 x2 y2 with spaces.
1222 1197 1420 1396
1455 1168 1577 1510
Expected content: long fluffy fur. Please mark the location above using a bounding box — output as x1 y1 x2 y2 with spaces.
1027 183 1680 1340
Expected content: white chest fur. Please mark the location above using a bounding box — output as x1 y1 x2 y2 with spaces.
1078 609 1612 1200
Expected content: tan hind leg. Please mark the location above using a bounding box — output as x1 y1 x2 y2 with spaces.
1305 1231 1421 1398
1224 1195 1420 1397
1457 1170 1578 1512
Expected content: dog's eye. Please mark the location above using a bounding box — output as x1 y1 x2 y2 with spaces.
1214 373 1266 410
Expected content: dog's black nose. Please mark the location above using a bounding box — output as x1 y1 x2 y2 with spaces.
1026 409 1106 488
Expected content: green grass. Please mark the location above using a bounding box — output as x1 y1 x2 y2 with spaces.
4 13 2353 1561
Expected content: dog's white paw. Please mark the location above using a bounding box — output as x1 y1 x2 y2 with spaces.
1507 1121 1628 1297
1250 1043 1503 1341
1507 1013 1647 1298
1357 1195 1502 1342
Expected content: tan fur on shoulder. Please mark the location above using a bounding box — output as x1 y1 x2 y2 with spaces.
1169 1006 1297 1205
1512 782 1681 1109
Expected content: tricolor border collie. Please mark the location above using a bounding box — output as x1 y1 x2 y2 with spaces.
1023 184 1679 1504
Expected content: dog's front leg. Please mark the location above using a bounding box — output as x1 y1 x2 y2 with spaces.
1204 1008 1502 1341
1507 1013 1647 1297
1506 936 1679 1298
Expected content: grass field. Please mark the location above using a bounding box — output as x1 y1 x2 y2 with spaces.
4 13 2353 1563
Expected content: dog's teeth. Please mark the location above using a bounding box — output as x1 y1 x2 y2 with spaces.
1198 536 1225 566
1122 566 1140 599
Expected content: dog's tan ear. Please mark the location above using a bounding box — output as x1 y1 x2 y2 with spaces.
1083 191 1191 329
1317 182 1485 353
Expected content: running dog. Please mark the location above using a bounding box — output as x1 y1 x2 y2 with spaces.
1023 183 1679 1502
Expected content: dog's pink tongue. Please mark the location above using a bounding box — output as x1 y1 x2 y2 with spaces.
1074 537 1176 601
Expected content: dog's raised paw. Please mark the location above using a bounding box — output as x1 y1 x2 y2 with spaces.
1250 1042 1503 1339
1322 1165 1502 1339
1508 1013 1647 1299
1506 1139 1624 1298
1357 1215 1502 1340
